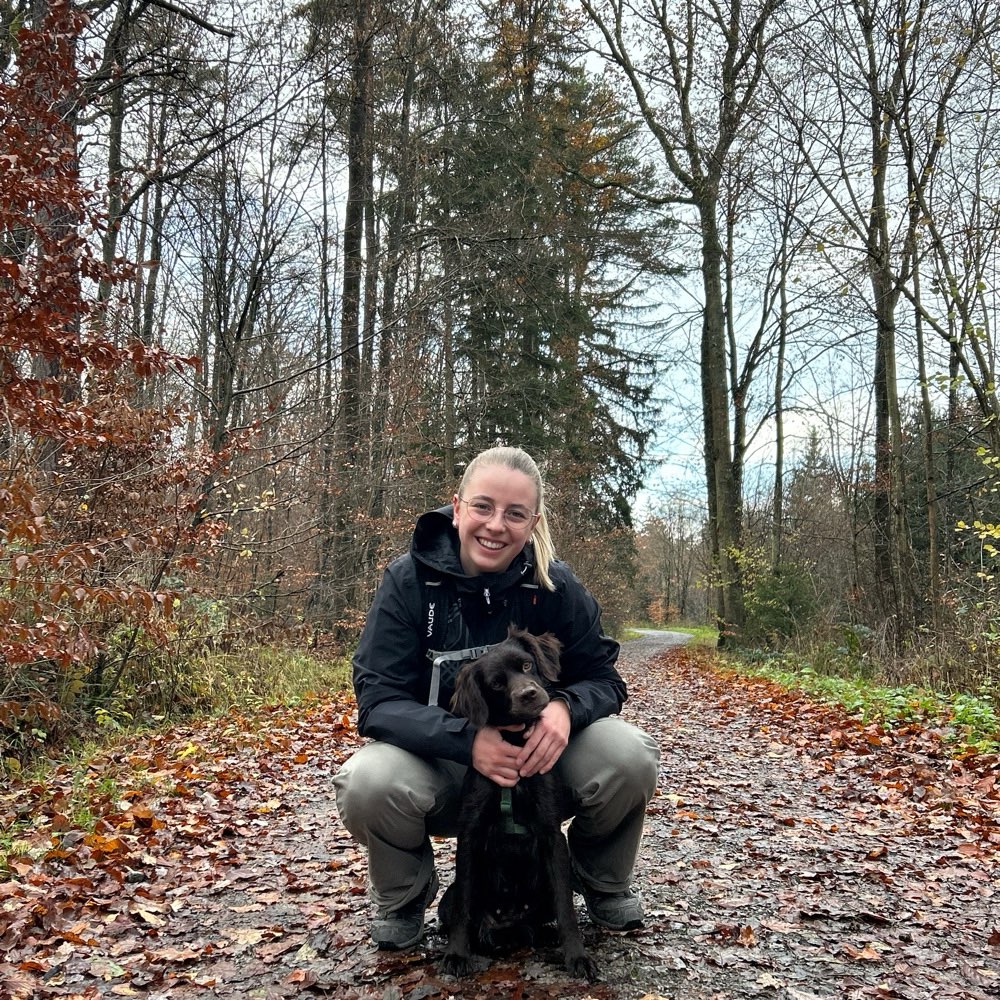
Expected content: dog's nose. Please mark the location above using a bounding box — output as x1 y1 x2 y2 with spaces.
513 681 549 711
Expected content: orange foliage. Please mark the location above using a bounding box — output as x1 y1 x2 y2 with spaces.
0 2 213 764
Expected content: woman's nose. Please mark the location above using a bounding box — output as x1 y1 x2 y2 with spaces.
484 507 506 530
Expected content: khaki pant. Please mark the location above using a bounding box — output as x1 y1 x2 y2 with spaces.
333 717 660 912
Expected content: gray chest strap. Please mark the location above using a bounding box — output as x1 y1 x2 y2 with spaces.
426 645 493 708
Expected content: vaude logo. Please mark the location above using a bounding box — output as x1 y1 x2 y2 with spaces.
426 602 435 637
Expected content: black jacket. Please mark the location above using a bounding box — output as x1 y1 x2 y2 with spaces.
352 505 627 764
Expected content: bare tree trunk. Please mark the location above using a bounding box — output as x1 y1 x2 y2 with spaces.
579 0 783 642
312 74 338 619
861 2 919 644
771 251 788 574
912 257 940 630
326 0 372 628
29 0 83 474
700 195 745 639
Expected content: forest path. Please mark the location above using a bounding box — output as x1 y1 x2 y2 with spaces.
3 636 998 1000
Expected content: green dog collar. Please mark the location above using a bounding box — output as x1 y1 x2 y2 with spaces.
500 786 530 836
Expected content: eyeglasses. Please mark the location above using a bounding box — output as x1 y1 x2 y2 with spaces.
458 497 539 529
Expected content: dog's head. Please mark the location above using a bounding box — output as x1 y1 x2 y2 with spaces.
449 627 561 728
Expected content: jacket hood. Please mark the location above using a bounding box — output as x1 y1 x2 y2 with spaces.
411 505 534 599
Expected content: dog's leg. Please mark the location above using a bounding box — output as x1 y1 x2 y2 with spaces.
547 833 599 982
439 831 477 977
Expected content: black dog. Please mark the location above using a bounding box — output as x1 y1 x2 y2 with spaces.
438 628 598 982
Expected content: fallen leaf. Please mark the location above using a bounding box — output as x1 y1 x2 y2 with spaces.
841 942 882 962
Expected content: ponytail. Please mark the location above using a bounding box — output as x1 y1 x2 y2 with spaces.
529 507 556 591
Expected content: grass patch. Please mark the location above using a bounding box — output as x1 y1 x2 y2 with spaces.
181 645 353 714
668 623 719 647
727 649 999 755
1 732 142 863
76 644 354 735
622 621 719 647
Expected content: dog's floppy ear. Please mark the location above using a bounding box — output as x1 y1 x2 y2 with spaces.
531 631 562 682
449 661 489 727
509 627 562 683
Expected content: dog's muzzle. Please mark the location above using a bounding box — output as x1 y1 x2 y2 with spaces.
511 677 549 717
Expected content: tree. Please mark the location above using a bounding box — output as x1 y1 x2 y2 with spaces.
433 1 668 530
636 503 709 623
1 1 207 762
579 0 789 641
765 0 1000 644
291 0 672 622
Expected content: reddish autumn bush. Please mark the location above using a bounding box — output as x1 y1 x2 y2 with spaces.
0 2 216 768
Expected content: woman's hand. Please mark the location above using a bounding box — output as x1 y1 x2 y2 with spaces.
471 725 524 786
516 699 571 777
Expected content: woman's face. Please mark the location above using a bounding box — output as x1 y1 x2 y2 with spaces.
452 464 539 577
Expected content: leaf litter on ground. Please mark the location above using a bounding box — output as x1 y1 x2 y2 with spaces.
1 632 997 999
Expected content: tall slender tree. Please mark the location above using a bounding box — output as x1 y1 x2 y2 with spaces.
579 0 788 640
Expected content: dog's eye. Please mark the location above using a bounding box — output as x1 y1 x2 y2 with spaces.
521 661 532 673
490 675 506 690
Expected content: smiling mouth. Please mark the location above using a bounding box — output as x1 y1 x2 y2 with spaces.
476 537 505 551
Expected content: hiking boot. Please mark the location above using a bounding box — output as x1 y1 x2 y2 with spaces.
370 871 439 950
576 879 645 931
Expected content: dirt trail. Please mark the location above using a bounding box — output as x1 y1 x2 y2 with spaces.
620 636 998 1000
3 635 998 1000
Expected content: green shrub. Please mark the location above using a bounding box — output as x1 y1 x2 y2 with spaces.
739 555 818 647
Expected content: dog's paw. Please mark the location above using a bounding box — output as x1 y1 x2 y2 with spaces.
566 951 599 983
439 952 473 978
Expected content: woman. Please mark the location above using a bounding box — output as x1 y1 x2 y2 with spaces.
333 446 659 950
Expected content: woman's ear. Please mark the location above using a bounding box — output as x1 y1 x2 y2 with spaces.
449 662 489 727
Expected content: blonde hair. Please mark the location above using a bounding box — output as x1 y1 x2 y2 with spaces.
458 446 556 591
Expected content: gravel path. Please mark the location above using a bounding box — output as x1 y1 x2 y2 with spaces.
10 631 997 1000
615 636 998 1000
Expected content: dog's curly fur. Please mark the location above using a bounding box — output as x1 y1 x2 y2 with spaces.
438 627 598 983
